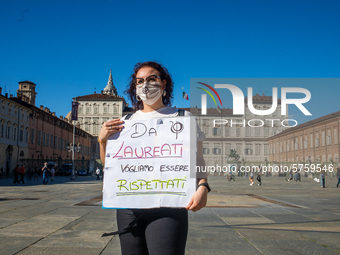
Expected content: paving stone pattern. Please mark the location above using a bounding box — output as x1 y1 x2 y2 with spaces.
0 175 339 254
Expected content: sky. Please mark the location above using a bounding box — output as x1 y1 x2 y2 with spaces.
1 0 339 124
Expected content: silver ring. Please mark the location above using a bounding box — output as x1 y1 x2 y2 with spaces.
110 126 112 130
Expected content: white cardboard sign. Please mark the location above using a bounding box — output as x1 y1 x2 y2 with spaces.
102 116 197 209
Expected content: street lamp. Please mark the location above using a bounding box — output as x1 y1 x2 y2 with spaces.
67 142 81 180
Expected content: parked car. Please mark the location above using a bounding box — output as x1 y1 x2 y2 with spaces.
78 169 87 176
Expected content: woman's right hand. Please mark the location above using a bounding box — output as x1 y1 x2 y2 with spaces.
98 118 124 143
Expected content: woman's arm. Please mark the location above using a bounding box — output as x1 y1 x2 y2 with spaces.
98 118 124 166
186 141 209 212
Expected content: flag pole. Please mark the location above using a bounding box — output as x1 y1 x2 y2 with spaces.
182 87 183 109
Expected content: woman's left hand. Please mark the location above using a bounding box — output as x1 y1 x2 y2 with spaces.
185 186 208 212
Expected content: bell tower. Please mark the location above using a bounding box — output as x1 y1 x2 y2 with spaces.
103 70 118 96
17 81 37 106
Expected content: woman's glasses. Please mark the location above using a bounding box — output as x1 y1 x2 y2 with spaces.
134 75 161 85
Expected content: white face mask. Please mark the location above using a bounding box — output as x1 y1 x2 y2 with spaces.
136 82 162 105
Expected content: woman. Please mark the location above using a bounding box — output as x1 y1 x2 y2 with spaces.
98 61 209 255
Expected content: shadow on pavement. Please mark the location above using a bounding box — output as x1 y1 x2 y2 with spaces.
0 175 102 187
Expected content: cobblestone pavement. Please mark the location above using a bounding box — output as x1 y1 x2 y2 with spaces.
0 175 339 254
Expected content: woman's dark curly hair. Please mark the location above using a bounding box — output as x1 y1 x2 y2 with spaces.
125 61 174 111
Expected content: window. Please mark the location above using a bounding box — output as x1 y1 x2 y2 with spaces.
264 144 268 155
327 130 331 145
300 137 303 150
20 128 23 142
225 127 230 137
287 140 290 151
245 144 253 155
310 134 313 148
86 106 90 114
13 127 17 140
51 135 54 148
46 134 49 147
334 129 338 144
0 123 3 137
255 144 261 155
315 134 319 147
283 141 286 152
42 132 45 146
30 129 35 144
245 127 250 137
202 119 209 126
264 127 269 137
38 131 41 145
254 128 260 137
236 143 242 153
6 124 10 139
322 132 325 146
212 127 221 136
54 136 57 149
236 128 241 137
213 143 221 155
61 139 64 150
304 136 308 149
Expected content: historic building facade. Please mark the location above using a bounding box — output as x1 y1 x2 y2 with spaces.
72 70 132 160
188 94 288 171
6 81 93 169
268 110 340 165
0 87 31 175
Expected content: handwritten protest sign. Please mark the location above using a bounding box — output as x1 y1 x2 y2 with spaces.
102 116 197 209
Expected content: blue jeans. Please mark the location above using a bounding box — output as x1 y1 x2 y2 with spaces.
337 177 340 186
320 174 325 187
43 173 48 184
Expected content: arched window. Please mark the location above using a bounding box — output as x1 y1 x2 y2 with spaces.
20 151 24 157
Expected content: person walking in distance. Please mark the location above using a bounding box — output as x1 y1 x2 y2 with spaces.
320 162 326 188
95 167 100 180
256 165 262 186
13 164 20 184
50 166 55 181
249 170 254 185
33 167 39 181
336 166 340 188
18 164 26 184
42 162 50 185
